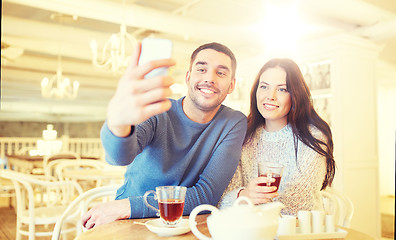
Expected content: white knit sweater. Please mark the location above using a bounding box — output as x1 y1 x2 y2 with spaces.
218 124 327 215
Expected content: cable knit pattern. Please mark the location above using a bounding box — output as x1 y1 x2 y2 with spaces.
218 124 327 215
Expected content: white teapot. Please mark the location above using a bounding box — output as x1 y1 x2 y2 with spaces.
189 197 284 240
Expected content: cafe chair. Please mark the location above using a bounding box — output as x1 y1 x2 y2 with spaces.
54 159 108 190
44 159 70 179
52 184 119 240
0 176 15 207
42 151 81 173
0 169 83 240
1 159 15 207
320 187 354 227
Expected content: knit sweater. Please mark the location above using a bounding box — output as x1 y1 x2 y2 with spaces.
101 97 247 218
218 124 326 215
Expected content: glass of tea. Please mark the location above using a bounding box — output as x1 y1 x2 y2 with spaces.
143 186 187 226
257 162 284 199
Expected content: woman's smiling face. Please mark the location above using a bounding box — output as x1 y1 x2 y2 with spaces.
256 66 291 132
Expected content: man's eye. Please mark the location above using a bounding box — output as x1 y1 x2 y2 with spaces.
197 68 206 73
217 71 226 77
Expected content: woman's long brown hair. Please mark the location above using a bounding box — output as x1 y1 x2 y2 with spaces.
246 58 335 190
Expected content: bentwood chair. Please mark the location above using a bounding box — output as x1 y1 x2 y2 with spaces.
321 187 354 227
0 176 15 207
0 169 83 240
54 160 108 191
42 151 81 172
1 159 15 207
52 185 119 240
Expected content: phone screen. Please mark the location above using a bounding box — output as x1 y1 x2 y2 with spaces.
139 38 173 79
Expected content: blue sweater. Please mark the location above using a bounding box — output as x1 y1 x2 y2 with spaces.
101 97 247 218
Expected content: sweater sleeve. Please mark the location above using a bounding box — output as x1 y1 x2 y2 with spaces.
278 131 327 215
125 117 247 218
181 117 247 215
217 163 244 208
100 121 139 166
100 118 156 166
217 137 257 208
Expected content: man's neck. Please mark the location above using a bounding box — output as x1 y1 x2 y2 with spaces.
181 97 221 124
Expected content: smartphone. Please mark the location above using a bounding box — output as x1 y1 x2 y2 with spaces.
138 38 173 79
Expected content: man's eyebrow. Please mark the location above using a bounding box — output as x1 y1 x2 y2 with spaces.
195 61 207 66
194 62 230 72
218 65 230 72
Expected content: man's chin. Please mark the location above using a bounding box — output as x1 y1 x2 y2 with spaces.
195 99 222 112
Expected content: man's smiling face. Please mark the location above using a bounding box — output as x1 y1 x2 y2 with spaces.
185 48 235 113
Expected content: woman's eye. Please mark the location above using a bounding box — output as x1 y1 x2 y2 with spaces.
259 85 267 89
279 88 288 92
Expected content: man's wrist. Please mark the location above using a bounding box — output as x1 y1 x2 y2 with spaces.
118 198 132 219
108 124 133 137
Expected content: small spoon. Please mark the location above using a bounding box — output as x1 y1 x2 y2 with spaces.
133 221 146 226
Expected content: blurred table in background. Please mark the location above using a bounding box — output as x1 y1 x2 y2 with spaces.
61 166 125 190
7 154 99 173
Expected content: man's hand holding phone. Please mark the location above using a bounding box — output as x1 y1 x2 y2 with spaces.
107 38 175 137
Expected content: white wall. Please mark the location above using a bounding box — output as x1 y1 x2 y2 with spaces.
377 60 396 196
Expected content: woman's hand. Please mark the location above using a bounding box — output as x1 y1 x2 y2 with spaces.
238 176 278 204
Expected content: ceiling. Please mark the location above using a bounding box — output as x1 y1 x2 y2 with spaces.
1 0 396 122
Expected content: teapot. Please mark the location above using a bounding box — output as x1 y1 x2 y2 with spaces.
189 197 284 240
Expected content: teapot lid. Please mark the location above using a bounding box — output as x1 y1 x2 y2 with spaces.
213 197 260 217
213 197 285 218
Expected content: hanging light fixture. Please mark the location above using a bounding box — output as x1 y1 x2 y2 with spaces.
41 55 79 99
41 13 79 100
90 0 137 74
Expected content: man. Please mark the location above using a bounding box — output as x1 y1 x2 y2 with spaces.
82 41 247 229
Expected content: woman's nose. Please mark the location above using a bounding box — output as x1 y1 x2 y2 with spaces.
266 89 277 101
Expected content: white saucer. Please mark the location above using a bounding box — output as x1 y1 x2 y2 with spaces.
145 219 191 236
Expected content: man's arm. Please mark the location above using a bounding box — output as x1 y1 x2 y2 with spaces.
101 40 175 165
127 115 247 218
101 122 139 166
105 42 175 138
182 116 247 213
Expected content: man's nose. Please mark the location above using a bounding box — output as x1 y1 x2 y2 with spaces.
204 70 217 84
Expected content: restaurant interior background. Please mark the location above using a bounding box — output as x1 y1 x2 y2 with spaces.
1 0 395 238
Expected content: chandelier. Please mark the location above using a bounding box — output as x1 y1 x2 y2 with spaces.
90 23 137 74
41 12 79 100
90 0 137 74
41 55 79 99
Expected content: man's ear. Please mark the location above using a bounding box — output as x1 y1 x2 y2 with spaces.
228 77 236 94
185 71 191 84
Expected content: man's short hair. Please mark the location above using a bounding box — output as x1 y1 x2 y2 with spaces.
189 42 237 78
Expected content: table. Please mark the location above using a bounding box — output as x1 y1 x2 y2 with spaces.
62 168 125 183
7 154 99 173
76 215 208 240
7 155 44 173
76 214 376 240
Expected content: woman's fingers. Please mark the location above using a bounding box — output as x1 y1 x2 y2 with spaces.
257 176 276 183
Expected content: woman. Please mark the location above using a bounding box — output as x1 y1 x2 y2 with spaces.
219 58 335 215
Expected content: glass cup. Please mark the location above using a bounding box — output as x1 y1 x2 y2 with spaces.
143 186 187 226
257 162 284 194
